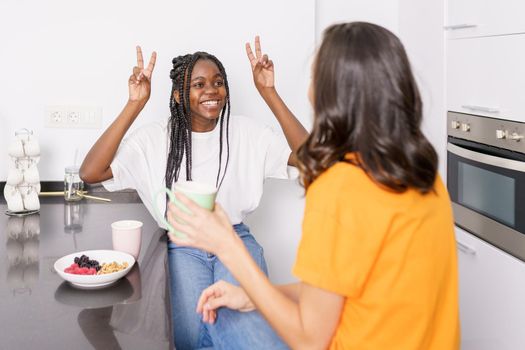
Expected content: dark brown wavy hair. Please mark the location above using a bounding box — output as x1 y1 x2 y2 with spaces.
297 22 437 193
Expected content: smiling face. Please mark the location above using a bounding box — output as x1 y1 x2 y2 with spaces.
183 59 227 132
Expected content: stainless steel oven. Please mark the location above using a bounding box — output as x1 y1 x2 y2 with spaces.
447 111 525 261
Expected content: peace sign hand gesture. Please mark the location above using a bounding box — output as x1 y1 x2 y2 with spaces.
128 46 157 104
245 36 274 92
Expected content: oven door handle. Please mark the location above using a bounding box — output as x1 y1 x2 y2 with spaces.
456 240 477 255
447 143 525 173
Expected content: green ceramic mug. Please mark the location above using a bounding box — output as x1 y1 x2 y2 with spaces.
155 181 217 238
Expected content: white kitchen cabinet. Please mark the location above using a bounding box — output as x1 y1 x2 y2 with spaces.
447 34 525 122
446 0 525 39
456 226 525 349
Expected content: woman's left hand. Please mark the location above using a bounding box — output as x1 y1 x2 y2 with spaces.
246 36 275 92
167 193 238 256
196 280 256 324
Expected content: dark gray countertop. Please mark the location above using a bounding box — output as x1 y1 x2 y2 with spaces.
0 194 172 349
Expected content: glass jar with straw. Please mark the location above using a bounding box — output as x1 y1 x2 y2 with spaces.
64 149 82 201
64 165 83 201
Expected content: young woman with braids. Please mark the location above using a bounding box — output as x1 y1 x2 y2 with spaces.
80 38 307 349
167 22 460 349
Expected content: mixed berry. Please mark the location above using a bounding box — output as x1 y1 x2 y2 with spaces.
63 254 129 275
64 254 101 275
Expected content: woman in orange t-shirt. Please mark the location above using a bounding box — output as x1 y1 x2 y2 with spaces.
167 22 460 349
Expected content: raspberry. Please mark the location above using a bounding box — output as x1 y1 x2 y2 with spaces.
64 263 80 274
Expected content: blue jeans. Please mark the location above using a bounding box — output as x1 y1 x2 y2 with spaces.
168 223 288 350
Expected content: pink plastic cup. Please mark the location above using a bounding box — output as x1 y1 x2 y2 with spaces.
111 220 143 260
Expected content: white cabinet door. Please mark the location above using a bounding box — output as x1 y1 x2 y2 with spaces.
447 34 525 122
456 226 525 349
446 0 525 39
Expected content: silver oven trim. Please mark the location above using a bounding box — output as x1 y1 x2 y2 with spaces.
447 142 525 172
448 111 525 153
452 203 525 261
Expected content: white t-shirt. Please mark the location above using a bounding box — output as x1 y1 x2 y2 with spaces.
103 115 293 227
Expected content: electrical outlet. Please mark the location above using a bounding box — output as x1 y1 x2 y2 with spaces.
68 111 79 123
45 106 102 129
51 111 64 123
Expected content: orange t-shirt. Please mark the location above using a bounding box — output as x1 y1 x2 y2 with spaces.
293 160 460 350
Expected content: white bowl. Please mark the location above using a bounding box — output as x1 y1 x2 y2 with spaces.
54 250 135 289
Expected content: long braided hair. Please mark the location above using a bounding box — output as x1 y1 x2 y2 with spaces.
165 52 231 191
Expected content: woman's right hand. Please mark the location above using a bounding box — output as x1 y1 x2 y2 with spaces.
128 46 157 104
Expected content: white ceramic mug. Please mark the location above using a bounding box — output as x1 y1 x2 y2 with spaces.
24 137 40 157
4 186 25 212
111 220 143 260
14 158 29 171
8 138 25 158
23 165 40 184
15 129 32 142
6 168 23 186
22 187 40 211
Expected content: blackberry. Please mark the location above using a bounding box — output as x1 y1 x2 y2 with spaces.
73 255 102 271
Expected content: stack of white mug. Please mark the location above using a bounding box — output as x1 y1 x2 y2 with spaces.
3 129 41 213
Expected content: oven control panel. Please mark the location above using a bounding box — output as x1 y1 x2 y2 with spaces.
448 111 525 153
494 129 525 141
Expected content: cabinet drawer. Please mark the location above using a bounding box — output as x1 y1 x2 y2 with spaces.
447 34 525 122
446 0 525 39
455 227 525 349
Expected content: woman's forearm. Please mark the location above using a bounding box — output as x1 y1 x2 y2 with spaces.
277 283 301 302
80 100 145 183
219 239 318 349
258 87 308 165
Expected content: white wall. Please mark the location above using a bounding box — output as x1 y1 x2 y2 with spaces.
0 0 315 180
398 0 447 178
0 0 315 284
315 0 399 42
